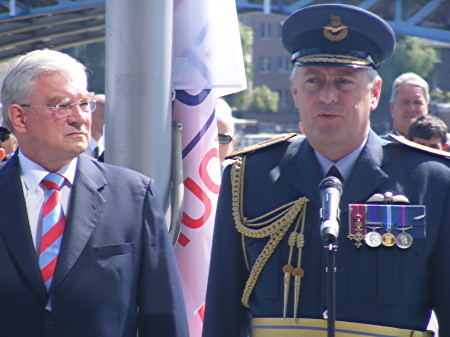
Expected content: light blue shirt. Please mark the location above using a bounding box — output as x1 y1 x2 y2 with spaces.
18 149 77 250
314 138 367 183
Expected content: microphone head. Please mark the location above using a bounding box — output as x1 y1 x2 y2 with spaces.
319 176 343 195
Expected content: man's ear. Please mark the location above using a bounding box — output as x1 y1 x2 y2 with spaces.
8 104 27 134
443 143 449 151
291 80 299 109
370 78 382 111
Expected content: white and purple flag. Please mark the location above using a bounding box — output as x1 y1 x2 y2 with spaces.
172 0 246 335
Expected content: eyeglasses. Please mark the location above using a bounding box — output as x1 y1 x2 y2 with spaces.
218 133 234 145
20 98 97 119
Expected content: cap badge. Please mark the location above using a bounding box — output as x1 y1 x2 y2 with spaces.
323 14 348 42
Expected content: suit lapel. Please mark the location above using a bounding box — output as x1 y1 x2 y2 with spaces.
0 156 47 300
51 156 107 292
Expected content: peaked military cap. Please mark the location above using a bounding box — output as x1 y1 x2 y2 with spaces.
282 4 395 69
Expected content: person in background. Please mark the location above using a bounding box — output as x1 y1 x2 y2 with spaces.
202 4 450 337
0 126 18 160
408 114 448 151
84 93 105 159
216 97 235 168
0 49 188 337
388 72 429 138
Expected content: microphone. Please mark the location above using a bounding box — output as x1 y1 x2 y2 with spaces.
319 176 343 245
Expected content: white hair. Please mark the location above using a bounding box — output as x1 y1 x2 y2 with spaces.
1 49 87 131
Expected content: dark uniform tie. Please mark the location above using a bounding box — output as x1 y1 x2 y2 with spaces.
326 165 344 183
93 146 100 159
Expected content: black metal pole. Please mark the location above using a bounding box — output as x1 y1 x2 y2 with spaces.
326 243 337 337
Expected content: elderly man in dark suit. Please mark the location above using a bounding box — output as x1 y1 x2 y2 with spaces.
202 4 450 337
0 49 188 337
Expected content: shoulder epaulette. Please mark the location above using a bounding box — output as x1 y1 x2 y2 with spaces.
226 133 299 159
388 134 450 159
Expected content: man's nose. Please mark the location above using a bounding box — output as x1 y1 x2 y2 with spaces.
320 82 338 104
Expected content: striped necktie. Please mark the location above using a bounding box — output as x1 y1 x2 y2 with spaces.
39 173 66 290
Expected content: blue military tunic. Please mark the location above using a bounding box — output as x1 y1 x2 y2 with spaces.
202 130 450 337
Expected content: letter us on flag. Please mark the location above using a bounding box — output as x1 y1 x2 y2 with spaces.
172 0 246 336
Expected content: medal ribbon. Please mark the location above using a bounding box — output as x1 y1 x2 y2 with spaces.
366 204 382 227
397 205 408 229
383 205 397 232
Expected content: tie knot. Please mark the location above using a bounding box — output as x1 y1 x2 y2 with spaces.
41 173 66 191
326 165 344 183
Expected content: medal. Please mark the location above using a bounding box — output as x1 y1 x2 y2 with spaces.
350 200 427 249
396 231 413 249
364 205 384 248
381 232 396 247
381 205 396 247
365 230 382 247
348 205 366 248
395 206 413 249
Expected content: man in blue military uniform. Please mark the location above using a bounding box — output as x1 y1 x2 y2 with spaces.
202 4 450 337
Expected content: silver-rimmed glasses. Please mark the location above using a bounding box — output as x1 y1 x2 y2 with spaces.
20 97 97 119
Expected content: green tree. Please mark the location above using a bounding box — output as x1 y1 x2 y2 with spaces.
374 35 438 131
379 35 437 97
430 87 450 103
226 21 253 110
249 85 279 112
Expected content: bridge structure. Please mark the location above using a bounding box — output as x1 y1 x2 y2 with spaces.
0 0 449 62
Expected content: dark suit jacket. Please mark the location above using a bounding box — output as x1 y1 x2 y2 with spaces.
203 130 450 337
0 154 188 337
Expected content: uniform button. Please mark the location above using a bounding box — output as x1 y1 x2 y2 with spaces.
46 321 54 329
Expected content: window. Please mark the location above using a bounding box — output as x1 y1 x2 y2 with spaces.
277 89 290 107
277 56 290 73
260 22 271 40
259 56 271 73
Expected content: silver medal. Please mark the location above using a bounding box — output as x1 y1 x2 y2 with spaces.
364 231 382 248
396 232 413 249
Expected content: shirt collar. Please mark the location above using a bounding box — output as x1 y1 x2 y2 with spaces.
87 138 99 151
18 148 77 194
315 138 367 183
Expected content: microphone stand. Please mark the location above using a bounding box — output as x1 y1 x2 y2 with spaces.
319 175 342 337
324 241 337 337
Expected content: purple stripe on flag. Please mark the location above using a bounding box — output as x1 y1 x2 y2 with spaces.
182 108 216 159
176 89 211 106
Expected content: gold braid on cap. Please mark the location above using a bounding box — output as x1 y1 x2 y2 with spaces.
231 156 308 313
295 54 371 66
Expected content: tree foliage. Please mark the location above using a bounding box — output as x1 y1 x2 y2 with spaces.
225 21 280 113
225 21 253 110
249 85 279 112
430 87 450 103
379 35 437 97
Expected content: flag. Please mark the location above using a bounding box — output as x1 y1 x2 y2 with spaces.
172 0 246 336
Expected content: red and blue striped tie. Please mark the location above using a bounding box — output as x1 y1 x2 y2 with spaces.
39 173 66 290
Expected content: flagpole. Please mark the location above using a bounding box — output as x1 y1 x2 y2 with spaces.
105 1 173 210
